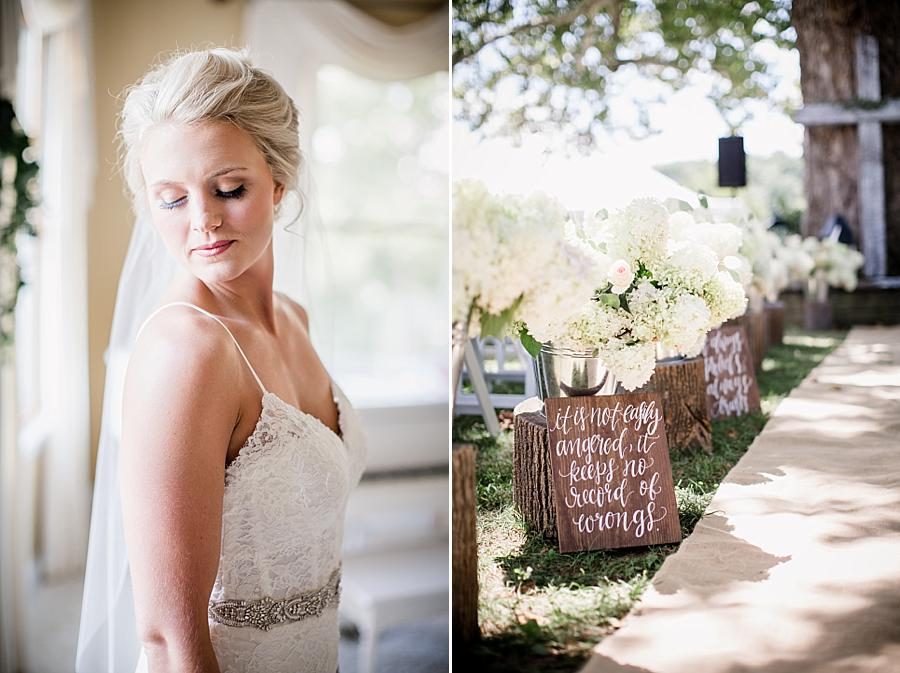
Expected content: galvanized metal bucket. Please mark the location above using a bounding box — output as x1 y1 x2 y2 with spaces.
655 343 686 363
533 344 621 401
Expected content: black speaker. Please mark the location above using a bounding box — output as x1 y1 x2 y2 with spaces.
718 136 746 188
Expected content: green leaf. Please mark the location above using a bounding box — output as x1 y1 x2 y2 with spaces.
665 197 694 213
518 325 542 358
597 293 621 309
699 194 710 209
479 297 522 338
519 619 543 639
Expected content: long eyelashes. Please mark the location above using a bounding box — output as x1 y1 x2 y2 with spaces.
159 185 247 210
159 197 184 210
219 185 247 200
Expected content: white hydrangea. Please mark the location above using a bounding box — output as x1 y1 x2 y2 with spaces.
739 220 791 303
802 237 865 292
660 293 712 354
452 180 572 327
655 240 719 291
781 234 815 283
627 281 665 343
516 249 598 344
596 341 658 391
703 270 748 326
497 195 751 391
564 303 632 349
601 198 670 268
669 211 743 260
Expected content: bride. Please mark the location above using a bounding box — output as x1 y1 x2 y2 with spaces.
75 47 366 673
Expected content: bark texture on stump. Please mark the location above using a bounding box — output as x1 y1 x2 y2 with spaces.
748 310 768 369
638 357 712 453
726 311 767 370
765 302 786 346
805 300 834 330
452 443 479 643
513 411 557 540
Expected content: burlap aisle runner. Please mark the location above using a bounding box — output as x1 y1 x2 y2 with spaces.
581 326 900 673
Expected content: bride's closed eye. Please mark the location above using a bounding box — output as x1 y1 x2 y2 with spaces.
217 185 247 200
159 185 248 210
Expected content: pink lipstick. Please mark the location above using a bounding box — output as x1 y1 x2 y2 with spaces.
193 240 234 257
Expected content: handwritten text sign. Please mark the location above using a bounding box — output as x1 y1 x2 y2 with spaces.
702 326 761 418
544 393 682 553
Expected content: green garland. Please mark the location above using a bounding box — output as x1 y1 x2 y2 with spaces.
0 97 39 350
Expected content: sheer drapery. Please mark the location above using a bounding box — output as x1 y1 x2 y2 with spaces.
244 0 447 153
243 0 448 379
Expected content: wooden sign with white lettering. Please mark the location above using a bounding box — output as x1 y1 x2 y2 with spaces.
703 326 761 418
544 393 682 553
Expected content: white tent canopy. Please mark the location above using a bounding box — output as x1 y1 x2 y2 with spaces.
454 128 745 220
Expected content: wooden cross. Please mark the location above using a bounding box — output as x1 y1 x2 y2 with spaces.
795 35 900 278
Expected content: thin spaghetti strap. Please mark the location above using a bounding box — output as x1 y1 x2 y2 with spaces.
134 301 268 395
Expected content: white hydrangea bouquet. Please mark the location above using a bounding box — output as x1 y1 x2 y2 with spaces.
801 236 865 298
517 198 748 390
780 234 816 286
452 180 598 337
738 219 791 308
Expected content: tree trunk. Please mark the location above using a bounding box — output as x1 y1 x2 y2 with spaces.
638 357 712 453
452 443 479 643
765 301 785 346
793 0 900 275
794 0 861 242
513 411 557 540
873 4 900 276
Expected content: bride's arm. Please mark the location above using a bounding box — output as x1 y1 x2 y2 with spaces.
120 312 241 673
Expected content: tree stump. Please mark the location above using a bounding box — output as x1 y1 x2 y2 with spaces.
765 301 785 346
727 311 767 370
452 443 479 643
513 410 557 540
747 309 767 368
638 356 712 453
804 300 833 330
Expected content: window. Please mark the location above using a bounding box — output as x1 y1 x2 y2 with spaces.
306 66 448 408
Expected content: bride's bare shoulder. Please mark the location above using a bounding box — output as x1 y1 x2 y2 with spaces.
123 305 242 429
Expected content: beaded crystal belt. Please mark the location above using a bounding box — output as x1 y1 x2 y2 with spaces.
208 567 341 631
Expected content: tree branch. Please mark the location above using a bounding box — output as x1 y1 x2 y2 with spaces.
454 0 614 66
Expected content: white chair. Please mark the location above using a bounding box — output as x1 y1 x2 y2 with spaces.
339 476 448 673
453 336 538 434
340 543 447 673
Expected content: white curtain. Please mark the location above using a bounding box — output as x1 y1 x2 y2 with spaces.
244 0 447 155
243 0 448 354
18 0 94 579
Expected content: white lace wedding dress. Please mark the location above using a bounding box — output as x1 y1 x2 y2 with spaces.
132 302 366 673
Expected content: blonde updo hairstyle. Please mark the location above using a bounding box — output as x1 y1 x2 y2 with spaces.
118 47 301 220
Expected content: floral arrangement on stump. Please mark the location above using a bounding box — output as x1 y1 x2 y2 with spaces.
780 234 816 288
801 236 865 300
738 219 790 310
516 198 748 390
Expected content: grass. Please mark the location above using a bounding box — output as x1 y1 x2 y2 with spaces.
453 328 846 672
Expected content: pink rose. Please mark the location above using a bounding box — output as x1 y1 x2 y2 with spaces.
608 259 634 294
